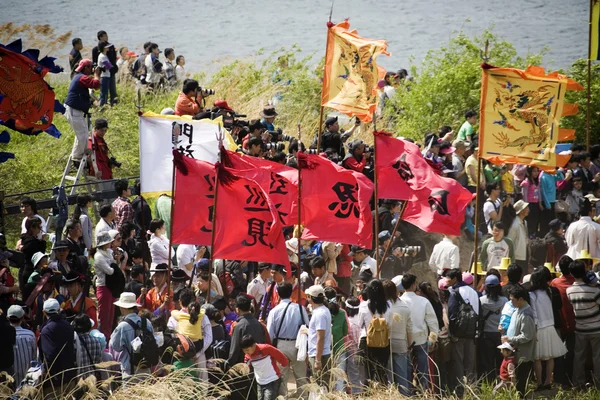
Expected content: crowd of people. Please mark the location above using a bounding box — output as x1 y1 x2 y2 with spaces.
1 29 600 400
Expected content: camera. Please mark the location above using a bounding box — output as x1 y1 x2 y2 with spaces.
200 87 215 96
364 145 373 153
306 148 320 155
265 142 285 152
395 246 421 255
109 157 122 168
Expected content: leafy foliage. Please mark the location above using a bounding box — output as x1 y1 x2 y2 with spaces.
384 30 548 140
563 59 600 145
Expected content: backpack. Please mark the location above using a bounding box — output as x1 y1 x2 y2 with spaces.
366 313 389 348
125 317 160 373
210 339 231 360
449 289 478 339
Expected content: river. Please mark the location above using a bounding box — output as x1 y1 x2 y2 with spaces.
1 0 589 75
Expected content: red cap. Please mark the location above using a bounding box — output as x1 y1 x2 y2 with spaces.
126 51 138 58
214 100 233 111
75 59 93 72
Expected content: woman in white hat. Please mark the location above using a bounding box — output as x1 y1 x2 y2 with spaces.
93 231 116 341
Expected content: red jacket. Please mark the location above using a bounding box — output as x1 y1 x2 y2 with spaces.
343 155 366 172
551 275 576 334
88 134 112 180
244 343 288 384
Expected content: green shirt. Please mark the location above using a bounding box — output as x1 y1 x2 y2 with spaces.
457 120 473 142
484 164 501 185
331 309 349 356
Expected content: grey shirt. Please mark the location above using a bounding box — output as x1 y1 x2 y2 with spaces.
452 154 468 187
509 304 536 362
480 295 508 333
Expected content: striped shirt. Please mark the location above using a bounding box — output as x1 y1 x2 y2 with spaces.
13 326 36 385
566 282 600 334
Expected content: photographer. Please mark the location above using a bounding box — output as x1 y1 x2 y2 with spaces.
242 120 266 150
377 231 403 279
259 106 278 132
175 79 205 117
342 139 370 173
65 59 101 165
247 137 264 157
318 116 360 159
88 118 114 188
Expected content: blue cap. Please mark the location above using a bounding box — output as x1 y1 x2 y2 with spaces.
194 258 210 270
485 274 500 287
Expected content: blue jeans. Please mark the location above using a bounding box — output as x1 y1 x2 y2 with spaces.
258 379 280 400
100 76 110 106
392 352 411 396
412 343 429 392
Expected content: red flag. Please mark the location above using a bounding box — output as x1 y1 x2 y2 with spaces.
171 150 215 245
401 175 473 236
222 150 298 225
298 152 374 248
212 164 290 268
374 131 432 200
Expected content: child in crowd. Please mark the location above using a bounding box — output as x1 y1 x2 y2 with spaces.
565 177 585 218
344 296 365 393
241 335 288 399
521 166 542 237
97 41 113 106
493 342 516 393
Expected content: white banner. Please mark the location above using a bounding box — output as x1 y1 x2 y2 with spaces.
139 112 231 197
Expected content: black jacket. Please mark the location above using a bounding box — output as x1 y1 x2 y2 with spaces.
227 314 266 368
544 231 568 264
0 314 15 370
39 313 76 385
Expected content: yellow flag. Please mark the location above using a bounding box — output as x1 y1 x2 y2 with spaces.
479 65 583 168
321 21 389 122
592 0 600 60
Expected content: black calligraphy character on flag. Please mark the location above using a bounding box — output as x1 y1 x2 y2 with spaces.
428 190 450 216
273 203 288 224
269 173 288 195
244 185 270 212
200 173 216 232
177 144 195 158
200 205 214 233
392 154 414 187
328 182 360 218
241 218 274 248
180 123 194 144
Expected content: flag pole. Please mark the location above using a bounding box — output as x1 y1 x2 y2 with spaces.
296 121 303 304
373 111 380 276
208 127 224 304
377 200 407 278
166 160 176 290
317 3 335 152
587 0 595 151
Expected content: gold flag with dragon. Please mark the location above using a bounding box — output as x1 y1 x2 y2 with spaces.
321 21 389 123
479 65 583 168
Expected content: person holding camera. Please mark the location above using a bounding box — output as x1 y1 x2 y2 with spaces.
343 139 370 173
88 118 114 189
247 137 265 158
65 59 101 164
319 116 360 159
175 79 204 117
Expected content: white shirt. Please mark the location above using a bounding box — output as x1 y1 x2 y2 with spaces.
483 199 501 234
507 217 528 261
266 298 309 340
360 256 377 277
97 53 111 78
21 214 47 239
566 216 600 259
175 65 186 82
149 234 172 268
400 291 439 345
94 218 115 239
176 244 196 270
529 289 555 329
94 248 114 287
247 275 270 305
145 54 161 84
307 305 332 357
428 237 459 275
357 300 392 339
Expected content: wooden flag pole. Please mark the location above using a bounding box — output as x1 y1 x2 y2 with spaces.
166 161 176 290
373 111 380 276
587 0 595 151
296 121 303 304
207 127 224 303
317 1 335 152
377 200 408 278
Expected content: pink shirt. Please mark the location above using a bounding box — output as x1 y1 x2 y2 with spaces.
520 180 540 203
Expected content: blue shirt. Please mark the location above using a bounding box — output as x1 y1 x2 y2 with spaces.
109 313 154 375
266 299 309 340
260 119 274 132
540 170 564 208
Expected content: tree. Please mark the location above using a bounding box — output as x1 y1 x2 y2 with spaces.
384 30 547 141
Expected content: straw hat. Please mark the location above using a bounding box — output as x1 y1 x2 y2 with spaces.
496 257 511 270
470 262 485 276
514 200 529 215
577 249 600 264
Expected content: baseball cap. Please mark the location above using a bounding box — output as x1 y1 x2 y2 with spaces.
305 285 325 298
7 305 25 319
43 298 61 314
485 274 500 287
462 272 474 285
378 230 392 244
325 116 338 127
392 275 404 292
438 278 449 291
75 58 92 72
348 245 366 256
497 342 515 352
